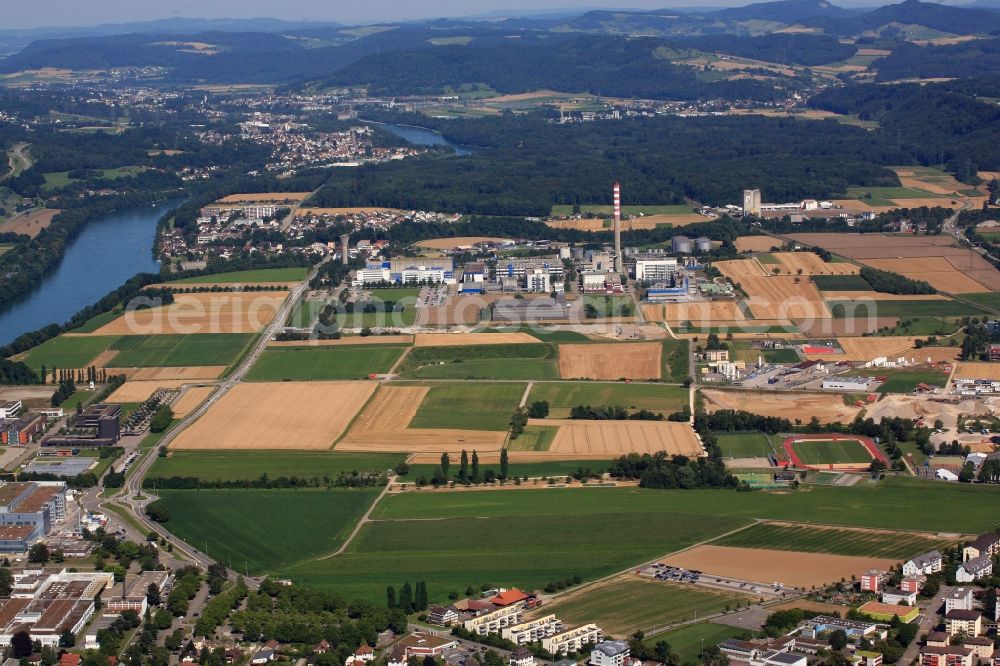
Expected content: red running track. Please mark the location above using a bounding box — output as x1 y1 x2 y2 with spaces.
782 433 889 471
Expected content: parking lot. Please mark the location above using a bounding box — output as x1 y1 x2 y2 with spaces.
637 563 787 599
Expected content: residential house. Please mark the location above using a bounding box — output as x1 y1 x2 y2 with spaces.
463 604 523 635
852 651 883 666
250 649 274 665
962 637 993 661
945 589 974 613
956 557 992 583
903 552 943 577
591 640 630 666
510 648 535 666
502 615 563 645
944 610 982 637
881 588 917 606
920 646 973 666
900 577 925 594
387 648 406 666
428 605 460 626
860 569 888 592
963 534 1000 562
543 624 603 656
925 633 950 648
396 632 459 659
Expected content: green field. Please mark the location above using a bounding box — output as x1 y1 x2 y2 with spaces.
830 300 985 318
813 274 872 291
369 287 421 301
170 268 308 283
717 432 773 459
482 327 590 343
876 369 948 394
527 382 688 417
730 342 799 365
409 382 525 431
245 346 405 381
543 578 748 636
507 426 558 452
400 343 558 380
714 522 947 559
287 299 326 327
956 292 1000 313
846 187 945 207
663 339 691 383
152 488 380 572
648 623 751 662
756 253 778 265
109 333 255 367
881 317 961 337
551 204 695 217
402 458 614 482
148 451 404 482
17 335 118 371
791 438 872 465
67 310 123 334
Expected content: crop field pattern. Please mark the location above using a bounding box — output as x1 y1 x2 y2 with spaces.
558 342 662 380
400 343 557 380
714 522 950 559
527 382 688 417
149 450 404 482
109 333 254 367
245 346 406 381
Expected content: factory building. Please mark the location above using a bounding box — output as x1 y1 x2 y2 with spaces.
42 404 120 448
635 258 680 282
0 482 69 552
743 189 762 217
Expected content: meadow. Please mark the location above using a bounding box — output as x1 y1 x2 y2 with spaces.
17 335 119 371
791 439 872 465
110 333 255 367
647 623 751 662
409 382 525 431
483 327 590 343
400 343 558 380
527 382 688 417
170 267 308 283
543 577 747 636
663 339 691 383
829 300 984 318
148 451 404 482
845 186 944 206
152 488 380 572
731 342 799 365
713 522 948 559
287 299 326 328
957 292 1000 313
812 274 872 291
245 346 405 381
69 310 124 334
717 432 773 459
507 426 558 451
874 369 949 394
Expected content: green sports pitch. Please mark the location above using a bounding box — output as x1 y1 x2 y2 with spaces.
789 438 873 465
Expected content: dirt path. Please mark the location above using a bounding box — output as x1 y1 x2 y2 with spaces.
319 474 396 559
519 382 533 408
387 346 411 375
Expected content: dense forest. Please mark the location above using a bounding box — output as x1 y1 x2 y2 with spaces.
874 39 1000 81
310 111 905 215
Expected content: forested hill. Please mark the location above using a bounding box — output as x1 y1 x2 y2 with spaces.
873 38 1000 81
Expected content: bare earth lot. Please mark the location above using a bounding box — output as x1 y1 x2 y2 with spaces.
739 276 830 320
558 342 661 380
735 236 781 253
861 258 989 294
660 545 897 589
2 209 59 238
642 301 747 325
771 253 858 276
703 389 861 424
953 362 1000 381
171 381 376 450
527 419 703 459
86 293 286 335
715 259 768 279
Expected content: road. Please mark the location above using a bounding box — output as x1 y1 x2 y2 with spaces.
112 259 329 575
2 142 31 181
901 584 946 665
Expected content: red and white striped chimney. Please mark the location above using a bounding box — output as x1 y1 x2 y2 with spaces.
613 181 622 222
613 181 622 274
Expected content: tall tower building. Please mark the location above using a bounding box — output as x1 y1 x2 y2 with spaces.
613 181 622 273
743 189 761 217
340 234 350 266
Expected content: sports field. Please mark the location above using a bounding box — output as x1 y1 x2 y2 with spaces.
109 333 254 367
15 335 118 371
409 382 524 431
170 267 309 283
148 450 404 482
714 522 950 559
788 437 876 466
717 432 772 459
526 382 688 417
540 576 749 636
245 346 406 381
400 343 557 380
151 488 379 572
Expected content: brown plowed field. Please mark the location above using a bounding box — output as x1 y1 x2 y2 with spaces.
660 545 897 589
802 336 921 362
531 419 703 458
86 292 286 335
170 386 215 418
739 276 830 319
268 335 414 347
414 332 538 346
953 362 1000 381
558 342 661 380
415 236 512 249
90 350 121 368
108 380 191 403
771 252 859 276
105 366 226 381
715 259 767 279
735 236 781 252
170 381 376 450
860 258 989 293
3 209 59 238
703 389 861 423
642 301 747 324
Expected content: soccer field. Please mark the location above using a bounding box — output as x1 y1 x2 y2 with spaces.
791 439 873 465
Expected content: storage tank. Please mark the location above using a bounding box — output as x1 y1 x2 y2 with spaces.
694 237 713 253
671 235 693 253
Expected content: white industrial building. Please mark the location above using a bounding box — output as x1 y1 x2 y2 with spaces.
635 258 679 281
822 378 873 391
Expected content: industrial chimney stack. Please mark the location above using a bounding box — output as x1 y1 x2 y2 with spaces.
340 234 350 266
613 181 622 273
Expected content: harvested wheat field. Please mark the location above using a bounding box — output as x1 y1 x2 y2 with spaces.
414 236 511 249
642 301 747 324
170 381 376 450
795 317 898 337
558 342 661 380
415 332 538 346
914 347 961 363
268 335 414 347
170 386 215 418
87 292 286 335
803 337 922 362
528 419 703 459
740 276 830 319
105 366 226 381
787 233 954 256
216 192 311 203
338 431 507 461
660 545 896 589
771 252 859 276
348 386 427 432
861 258 989 293
3 209 59 238
107 380 191 403
703 389 861 424
953 362 1000 381
715 259 767 279
735 236 781 253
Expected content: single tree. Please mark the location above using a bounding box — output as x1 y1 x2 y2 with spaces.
440 452 450 476
499 449 509 480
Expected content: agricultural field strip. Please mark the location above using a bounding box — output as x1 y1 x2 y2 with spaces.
712 521 954 559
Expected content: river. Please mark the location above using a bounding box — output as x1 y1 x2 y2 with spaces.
0 198 183 345
373 122 475 156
